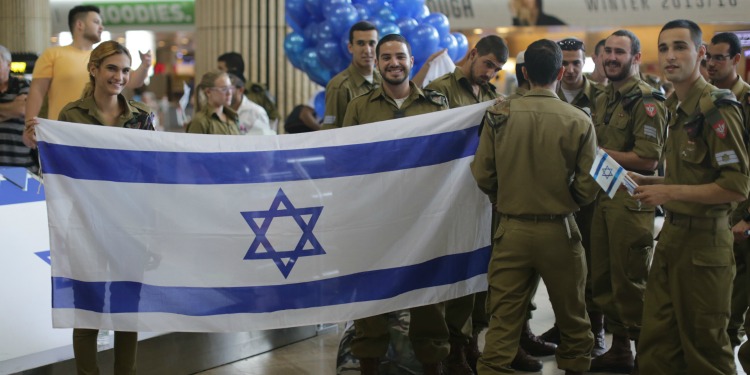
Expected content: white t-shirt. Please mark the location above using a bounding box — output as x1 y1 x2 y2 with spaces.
237 96 274 135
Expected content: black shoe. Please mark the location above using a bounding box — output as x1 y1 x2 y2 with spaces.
519 321 557 356
540 324 561 345
511 347 543 372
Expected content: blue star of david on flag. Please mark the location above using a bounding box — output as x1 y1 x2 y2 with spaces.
241 188 325 278
602 166 613 179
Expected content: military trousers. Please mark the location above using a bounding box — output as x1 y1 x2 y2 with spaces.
729 238 750 346
477 216 593 375
73 329 137 375
638 218 736 375
577 202 597 311
590 191 654 339
352 303 449 364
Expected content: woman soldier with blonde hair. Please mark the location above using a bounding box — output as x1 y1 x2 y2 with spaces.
186 70 239 134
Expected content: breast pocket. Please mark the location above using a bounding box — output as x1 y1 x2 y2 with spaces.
679 139 707 165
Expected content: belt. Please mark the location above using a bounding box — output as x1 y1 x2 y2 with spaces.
665 212 728 231
501 213 573 222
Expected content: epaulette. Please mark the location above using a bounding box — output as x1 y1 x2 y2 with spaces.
621 91 642 110
249 82 266 93
696 89 740 140
129 100 152 114
572 104 592 118
641 87 665 118
123 103 155 131
424 89 448 107
483 100 511 130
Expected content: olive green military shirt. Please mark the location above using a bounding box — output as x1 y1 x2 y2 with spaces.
58 94 152 128
556 75 603 111
507 86 528 101
593 75 667 165
341 82 449 126
726 76 750 222
425 67 498 108
471 88 599 214
185 106 240 135
322 64 382 129
245 81 279 122
663 77 750 217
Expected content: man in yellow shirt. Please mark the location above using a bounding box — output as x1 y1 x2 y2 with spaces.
23 5 150 141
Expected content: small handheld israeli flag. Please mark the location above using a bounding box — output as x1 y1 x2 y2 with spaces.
590 148 629 199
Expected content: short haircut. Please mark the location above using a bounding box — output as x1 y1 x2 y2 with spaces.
217 52 245 76
594 39 606 56
376 34 411 58
349 21 377 44
610 30 641 55
524 39 562 86
68 5 100 32
711 32 742 58
660 19 703 50
0 44 10 63
475 35 509 64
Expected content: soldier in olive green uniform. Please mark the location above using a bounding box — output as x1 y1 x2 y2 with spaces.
587 30 667 374
186 71 239 135
542 38 607 357
343 34 449 375
322 21 382 130
634 20 750 375
245 81 279 123
707 32 750 354
425 35 509 374
472 39 598 375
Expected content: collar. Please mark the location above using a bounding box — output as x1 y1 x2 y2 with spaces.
525 87 561 98
667 76 709 116
368 81 424 103
347 63 380 87
729 75 750 99
607 74 641 99
200 104 238 122
76 94 142 122
454 67 496 95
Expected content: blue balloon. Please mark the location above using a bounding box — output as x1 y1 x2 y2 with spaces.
452 32 469 61
362 0 387 13
353 3 370 20
284 32 309 69
395 17 418 39
304 22 319 44
286 0 310 31
376 7 397 23
340 33 352 59
414 5 430 21
303 48 332 86
440 33 458 62
409 24 440 61
378 22 400 38
305 0 325 20
323 0 351 14
364 17 384 30
392 0 425 18
317 39 343 70
423 12 450 37
329 3 360 34
316 20 335 42
314 90 326 119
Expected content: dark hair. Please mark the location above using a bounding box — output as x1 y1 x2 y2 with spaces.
711 32 742 58
610 30 641 55
217 52 245 77
660 19 703 51
349 21 377 44
594 39 606 56
524 39 562 86
475 35 509 64
68 5 100 32
557 38 585 52
376 34 411 58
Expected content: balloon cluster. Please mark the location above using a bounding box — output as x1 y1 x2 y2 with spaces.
284 0 469 87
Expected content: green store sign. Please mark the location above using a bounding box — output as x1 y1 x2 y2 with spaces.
86 1 194 27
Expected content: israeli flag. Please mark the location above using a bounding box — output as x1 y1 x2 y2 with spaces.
36 102 493 332
590 148 626 199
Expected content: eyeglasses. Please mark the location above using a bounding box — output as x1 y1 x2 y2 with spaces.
705 53 733 62
557 39 584 51
209 86 232 93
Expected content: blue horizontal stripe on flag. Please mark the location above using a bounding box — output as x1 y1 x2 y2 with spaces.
38 126 480 184
52 246 491 315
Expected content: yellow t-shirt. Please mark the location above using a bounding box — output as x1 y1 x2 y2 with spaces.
32 45 92 120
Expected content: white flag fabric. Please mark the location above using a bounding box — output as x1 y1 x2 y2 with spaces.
590 148 626 199
36 102 493 332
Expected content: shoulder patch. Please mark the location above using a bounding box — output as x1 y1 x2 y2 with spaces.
424 89 448 107
483 101 511 130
